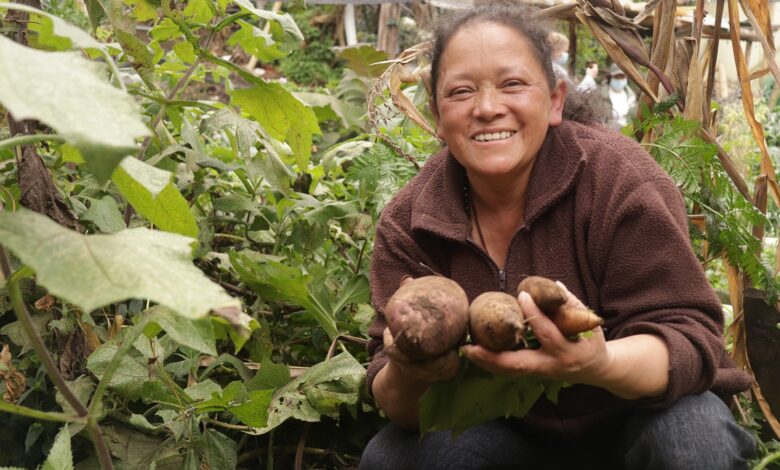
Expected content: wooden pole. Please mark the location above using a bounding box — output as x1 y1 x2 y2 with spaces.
377 3 401 57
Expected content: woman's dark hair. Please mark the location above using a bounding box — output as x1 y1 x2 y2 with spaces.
429 3 603 124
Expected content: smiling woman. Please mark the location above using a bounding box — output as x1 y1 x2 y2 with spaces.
359 3 756 470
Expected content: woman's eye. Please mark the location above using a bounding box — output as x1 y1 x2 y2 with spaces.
505 80 524 87
450 88 470 96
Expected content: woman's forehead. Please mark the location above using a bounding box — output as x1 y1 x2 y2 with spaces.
439 23 542 75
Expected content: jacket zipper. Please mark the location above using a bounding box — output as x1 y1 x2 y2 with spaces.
466 239 508 292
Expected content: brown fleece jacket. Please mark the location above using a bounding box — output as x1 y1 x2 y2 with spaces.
366 120 751 439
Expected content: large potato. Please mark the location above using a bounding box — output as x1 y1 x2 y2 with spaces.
384 276 469 361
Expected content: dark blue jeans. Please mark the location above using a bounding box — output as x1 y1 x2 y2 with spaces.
359 392 755 470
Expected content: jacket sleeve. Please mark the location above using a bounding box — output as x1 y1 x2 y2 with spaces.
365 205 446 395
591 176 732 408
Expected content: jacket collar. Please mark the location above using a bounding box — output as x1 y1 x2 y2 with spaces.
410 121 588 240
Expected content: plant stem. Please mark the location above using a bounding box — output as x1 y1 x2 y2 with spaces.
2 259 114 469
0 399 84 423
754 450 780 470
5 265 87 416
0 133 65 151
88 315 151 417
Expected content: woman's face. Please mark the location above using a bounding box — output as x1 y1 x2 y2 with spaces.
432 22 566 181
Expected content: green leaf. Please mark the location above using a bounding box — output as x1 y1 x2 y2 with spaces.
337 45 389 78
183 0 214 23
84 0 105 30
148 306 217 356
200 429 237 470
231 0 303 46
81 196 126 233
228 389 273 427
55 376 94 416
331 275 369 316
231 82 320 169
150 18 181 42
257 352 365 433
0 37 148 183
41 425 73 470
228 19 288 62
0 209 240 318
245 358 290 391
419 361 563 436
0 3 102 50
86 343 148 400
112 157 199 238
201 108 295 193
185 379 223 401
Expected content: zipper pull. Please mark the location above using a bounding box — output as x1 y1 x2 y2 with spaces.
499 270 506 292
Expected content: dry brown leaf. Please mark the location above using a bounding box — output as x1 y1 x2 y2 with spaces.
740 0 774 52
34 294 56 311
728 0 780 207
752 175 768 245
389 69 436 137
577 13 659 103
0 344 27 403
683 45 705 122
642 0 677 114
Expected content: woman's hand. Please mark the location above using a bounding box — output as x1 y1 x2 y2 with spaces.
461 282 670 399
461 282 610 385
382 327 460 384
371 327 460 430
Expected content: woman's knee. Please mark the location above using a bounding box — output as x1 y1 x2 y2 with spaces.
620 392 755 470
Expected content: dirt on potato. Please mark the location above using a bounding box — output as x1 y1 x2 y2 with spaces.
384 276 470 361
469 291 526 351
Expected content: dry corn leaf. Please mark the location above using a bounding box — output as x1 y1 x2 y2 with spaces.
740 0 774 53
683 46 705 123
388 69 436 137
576 13 659 103
738 0 777 81
728 0 780 207
642 0 677 112
752 175 768 246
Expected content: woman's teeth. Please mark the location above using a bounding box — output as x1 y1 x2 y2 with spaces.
473 131 515 142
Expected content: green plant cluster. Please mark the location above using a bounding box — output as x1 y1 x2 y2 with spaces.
276 6 342 87
0 1 426 468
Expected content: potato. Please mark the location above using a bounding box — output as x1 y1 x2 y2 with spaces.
517 276 603 337
384 276 470 361
468 291 526 351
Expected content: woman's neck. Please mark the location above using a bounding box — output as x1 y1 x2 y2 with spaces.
467 170 530 220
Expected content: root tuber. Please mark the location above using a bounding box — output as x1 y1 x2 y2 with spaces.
384 276 470 361
468 292 526 351
517 276 603 337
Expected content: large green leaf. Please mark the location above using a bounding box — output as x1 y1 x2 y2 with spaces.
254 352 364 433
112 157 199 238
229 251 337 338
231 82 320 169
148 306 217 356
337 45 389 78
419 361 565 436
41 425 73 470
0 209 240 318
0 36 149 183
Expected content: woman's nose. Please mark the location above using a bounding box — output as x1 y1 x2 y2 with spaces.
472 88 504 119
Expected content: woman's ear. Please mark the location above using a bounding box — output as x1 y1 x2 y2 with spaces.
548 79 567 126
